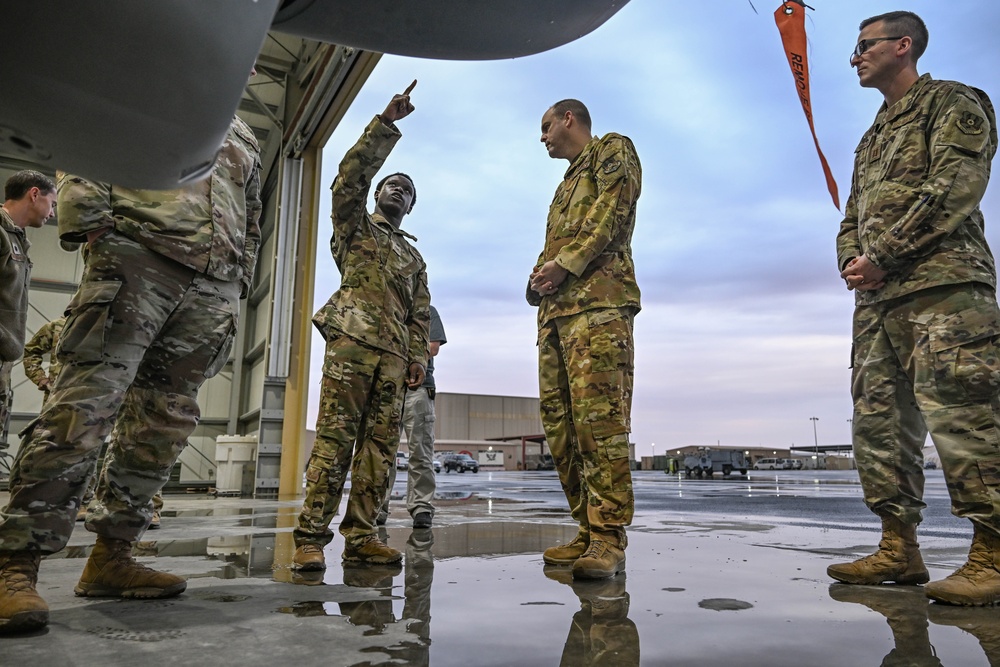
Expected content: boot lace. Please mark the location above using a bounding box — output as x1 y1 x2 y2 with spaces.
849 535 905 569
108 543 157 574
580 539 609 560
950 542 993 581
1 556 39 593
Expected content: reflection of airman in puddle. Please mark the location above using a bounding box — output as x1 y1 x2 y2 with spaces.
543 566 639 666
340 561 402 632
929 605 1000 666
280 529 434 661
402 528 434 650
339 529 433 663
829 584 941 666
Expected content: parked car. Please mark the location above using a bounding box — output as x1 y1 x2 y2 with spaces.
395 452 409 470
783 458 803 470
433 458 442 473
442 453 479 473
753 458 783 470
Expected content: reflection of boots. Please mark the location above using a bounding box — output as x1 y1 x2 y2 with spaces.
342 562 402 589
277 600 332 617
828 516 929 585
74 536 186 598
0 551 48 634
929 604 1000 666
829 584 941 667
544 567 639 666
926 524 1000 606
290 570 326 587
340 562 400 631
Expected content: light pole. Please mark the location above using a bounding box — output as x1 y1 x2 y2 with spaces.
810 416 820 470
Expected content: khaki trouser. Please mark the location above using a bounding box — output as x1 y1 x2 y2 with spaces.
379 387 437 521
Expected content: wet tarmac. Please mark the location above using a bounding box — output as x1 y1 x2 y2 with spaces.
1 470 996 666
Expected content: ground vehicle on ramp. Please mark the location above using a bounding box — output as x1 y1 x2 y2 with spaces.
683 448 748 478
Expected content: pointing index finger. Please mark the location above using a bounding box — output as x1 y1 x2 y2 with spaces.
403 79 417 96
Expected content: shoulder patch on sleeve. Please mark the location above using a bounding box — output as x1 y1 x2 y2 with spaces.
939 92 992 155
601 157 622 175
957 110 986 135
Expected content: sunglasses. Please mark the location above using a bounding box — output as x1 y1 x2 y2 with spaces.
851 36 903 63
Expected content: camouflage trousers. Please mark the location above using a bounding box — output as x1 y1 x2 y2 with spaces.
0 230 239 553
379 387 437 521
852 283 1000 534
295 336 406 548
80 432 164 513
0 360 11 445
538 307 635 548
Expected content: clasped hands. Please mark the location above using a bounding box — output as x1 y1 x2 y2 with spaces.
841 255 887 291
529 260 569 297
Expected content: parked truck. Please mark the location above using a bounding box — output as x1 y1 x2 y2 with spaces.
682 448 748 478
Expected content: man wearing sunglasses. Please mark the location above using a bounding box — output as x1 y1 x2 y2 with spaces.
831 11 1000 606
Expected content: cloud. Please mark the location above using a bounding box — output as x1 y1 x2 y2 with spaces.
307 0 1000 455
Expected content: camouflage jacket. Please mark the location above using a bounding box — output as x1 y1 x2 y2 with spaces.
837 74 998 304
312 116 430 368
0 208 31 362
22 316 66 387
531 133 642 326
57 116 263 296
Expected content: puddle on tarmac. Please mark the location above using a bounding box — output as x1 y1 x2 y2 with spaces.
697 598 754 611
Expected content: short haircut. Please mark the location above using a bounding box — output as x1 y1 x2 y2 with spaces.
860 11 928 62
375 172 416 207
549 99 592 131
5 170 55 201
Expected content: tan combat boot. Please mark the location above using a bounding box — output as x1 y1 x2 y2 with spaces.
827 516 929 585
293 543 327 571
572 538 626 580
543 533 589 566
74 535 186 598
0 551 48 634
925 525 1000 606
342 534 402 564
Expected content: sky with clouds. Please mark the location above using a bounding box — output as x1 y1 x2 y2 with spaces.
307 1 1000 457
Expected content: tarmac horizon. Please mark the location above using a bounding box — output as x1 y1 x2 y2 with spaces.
0 469 995 666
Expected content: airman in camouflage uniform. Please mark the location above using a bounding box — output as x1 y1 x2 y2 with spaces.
293 84 430 570
22 315 66 405
829 11 1000 607
0 115 261 633
529 99 640 580
0 172 57 448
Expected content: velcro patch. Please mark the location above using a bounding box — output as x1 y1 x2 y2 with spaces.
601 158 622 175
957 111 985 135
